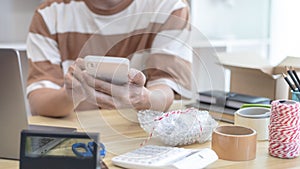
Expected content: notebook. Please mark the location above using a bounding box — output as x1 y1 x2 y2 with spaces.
0 49 75 160
197 90 271 109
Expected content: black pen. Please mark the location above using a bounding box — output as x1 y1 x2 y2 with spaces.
291 66 300 90
286 66 300 91
282 73 296 92
285 70 300 101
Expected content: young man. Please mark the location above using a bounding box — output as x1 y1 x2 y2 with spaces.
26 0 192 117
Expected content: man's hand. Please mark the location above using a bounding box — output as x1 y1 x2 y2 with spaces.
65 58 174 111
82 67 151 110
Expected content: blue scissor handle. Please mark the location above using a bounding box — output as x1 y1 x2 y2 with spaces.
99 142 106 158
72 142 106 158
72 142 93 158
87 142 106 158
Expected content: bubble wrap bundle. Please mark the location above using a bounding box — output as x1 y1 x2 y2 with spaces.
137 108 218 146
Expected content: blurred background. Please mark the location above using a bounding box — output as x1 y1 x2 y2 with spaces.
1 0 300 93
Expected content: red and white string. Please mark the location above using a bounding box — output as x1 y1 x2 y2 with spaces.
269 100 300 158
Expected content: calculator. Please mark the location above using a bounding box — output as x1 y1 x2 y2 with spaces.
112 145 218 169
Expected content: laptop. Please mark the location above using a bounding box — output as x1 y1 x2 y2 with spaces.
0 49 75 160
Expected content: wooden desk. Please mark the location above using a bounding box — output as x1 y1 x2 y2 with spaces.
2 109 300 169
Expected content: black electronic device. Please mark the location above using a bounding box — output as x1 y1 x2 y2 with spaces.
20 130 102 169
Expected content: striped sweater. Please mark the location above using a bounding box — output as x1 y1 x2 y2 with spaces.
26 0 192 98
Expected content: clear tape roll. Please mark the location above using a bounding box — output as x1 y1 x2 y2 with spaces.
234 107 270 140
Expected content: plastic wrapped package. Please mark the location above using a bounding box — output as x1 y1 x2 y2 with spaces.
138 108 218 146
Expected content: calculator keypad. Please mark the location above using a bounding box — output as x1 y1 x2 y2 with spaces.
112 145 192 168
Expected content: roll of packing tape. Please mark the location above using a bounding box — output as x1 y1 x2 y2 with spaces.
211 126 257 161
234 107 271 140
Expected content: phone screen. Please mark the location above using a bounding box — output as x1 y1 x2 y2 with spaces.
85 56 129 85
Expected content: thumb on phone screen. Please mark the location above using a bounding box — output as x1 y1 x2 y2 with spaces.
129 68 146 86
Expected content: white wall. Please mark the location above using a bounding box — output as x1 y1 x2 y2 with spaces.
190 0 271 92
190 0 270 40
269 0 300 65
1 0 271 44
0 0 41 43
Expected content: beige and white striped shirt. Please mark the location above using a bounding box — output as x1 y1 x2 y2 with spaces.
26 0 192 98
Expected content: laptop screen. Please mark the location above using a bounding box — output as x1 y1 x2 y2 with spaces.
0 48 30 159
0 49 77 160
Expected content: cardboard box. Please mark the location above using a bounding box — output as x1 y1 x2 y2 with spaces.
217 52 300 100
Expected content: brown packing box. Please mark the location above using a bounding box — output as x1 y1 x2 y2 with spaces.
217 52 300 100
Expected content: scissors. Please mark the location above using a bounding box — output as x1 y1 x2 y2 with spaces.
72 142 106 158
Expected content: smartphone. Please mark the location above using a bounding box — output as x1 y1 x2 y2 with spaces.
84 55 129 85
